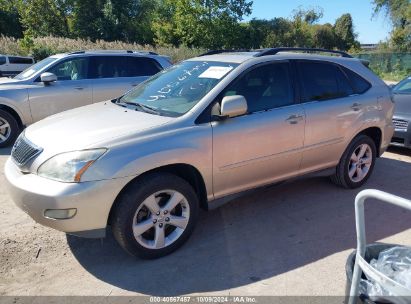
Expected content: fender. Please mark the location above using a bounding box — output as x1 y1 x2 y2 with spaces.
0 91 32 126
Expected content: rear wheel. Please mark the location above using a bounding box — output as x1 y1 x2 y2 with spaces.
331 135 376 189
111 173 199 259
0 109 19 148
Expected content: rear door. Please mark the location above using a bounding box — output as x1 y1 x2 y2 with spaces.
28 56 93 122
90 56 162 102
211 61 306 198
296 60 369 173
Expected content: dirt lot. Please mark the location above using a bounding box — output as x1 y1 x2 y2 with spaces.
1 146 411 296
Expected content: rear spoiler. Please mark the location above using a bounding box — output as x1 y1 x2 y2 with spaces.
360 59 370 68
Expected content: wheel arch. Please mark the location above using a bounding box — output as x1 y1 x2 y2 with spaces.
357 126 382 157
107 163 208 225
0 103 24 129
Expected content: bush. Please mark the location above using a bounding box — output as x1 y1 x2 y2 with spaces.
31 45 57 61
0 36 204 63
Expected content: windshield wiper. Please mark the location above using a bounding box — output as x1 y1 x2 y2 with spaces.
116 99 161 115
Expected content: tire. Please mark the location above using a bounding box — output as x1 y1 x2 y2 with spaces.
111 172 199 259
0 109 19 148
331 134 377 189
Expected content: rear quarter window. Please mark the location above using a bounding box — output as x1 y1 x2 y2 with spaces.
8 56 33 64
298 61 355 102
0 56 6 65
341 67 371 94
127 57 162 77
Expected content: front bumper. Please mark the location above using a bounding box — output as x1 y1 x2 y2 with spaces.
390 129 411 149
390 118 411 149
4 158 133 238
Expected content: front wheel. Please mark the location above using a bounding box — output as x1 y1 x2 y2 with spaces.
111 173 199 259
0 109 19 148
331 135 377 189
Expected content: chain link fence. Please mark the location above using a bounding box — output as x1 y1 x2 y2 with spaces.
355 53 411 81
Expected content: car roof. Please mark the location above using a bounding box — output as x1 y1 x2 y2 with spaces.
50 50 163 58
187 48 357 64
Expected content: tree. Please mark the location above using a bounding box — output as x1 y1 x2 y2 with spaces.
0 0 23 38
70 0 156 43
334 13 357 50
312 24 336 49
373 0 411 51
17 0 69 37
153 0 253 48
292 6 324 25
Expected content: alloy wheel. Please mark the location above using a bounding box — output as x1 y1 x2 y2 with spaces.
132 190 190 249
0 116 11 144
348 143 373 183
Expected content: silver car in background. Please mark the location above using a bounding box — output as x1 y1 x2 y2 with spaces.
5 48 394 259
390 76 411 148
0 50 171 147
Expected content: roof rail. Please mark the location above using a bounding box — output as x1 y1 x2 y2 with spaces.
68 50 85 55
68 50 159 55
127 50 159 55
199 49 251 56
255 47 353 58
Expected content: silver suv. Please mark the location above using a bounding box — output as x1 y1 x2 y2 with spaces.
0 50 171 147
5 48 394 259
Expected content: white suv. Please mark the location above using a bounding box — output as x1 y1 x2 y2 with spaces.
0 54 34 77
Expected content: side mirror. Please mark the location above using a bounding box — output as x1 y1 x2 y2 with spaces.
40 72 57 83
219 95 248 119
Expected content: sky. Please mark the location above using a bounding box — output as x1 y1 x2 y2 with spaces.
244 0 392 44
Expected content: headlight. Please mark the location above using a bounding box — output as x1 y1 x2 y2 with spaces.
37 149 107 182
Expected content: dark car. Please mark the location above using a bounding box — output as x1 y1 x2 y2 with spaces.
391 76 411 148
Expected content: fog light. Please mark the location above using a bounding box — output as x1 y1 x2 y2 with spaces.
44 208 77 219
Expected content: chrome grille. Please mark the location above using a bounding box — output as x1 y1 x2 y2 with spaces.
11 135 42 166
392 118 409 130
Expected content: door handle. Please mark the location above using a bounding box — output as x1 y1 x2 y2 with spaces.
74 87 84 90
286 114 304 124
351 103 362 111
131 83 138 87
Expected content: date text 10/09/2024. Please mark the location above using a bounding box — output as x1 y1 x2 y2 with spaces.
149 296 257 303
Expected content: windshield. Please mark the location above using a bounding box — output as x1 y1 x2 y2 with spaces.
393 77 411 94
120 61 238 117
14 57 57 80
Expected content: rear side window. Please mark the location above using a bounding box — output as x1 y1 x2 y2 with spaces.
128 57 162 76
8 56 33 64
90 56 128 79
341 67 371 94
298 61 354 102
90 56 162 79
0 56 6 65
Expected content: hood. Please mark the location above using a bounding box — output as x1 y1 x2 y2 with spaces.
393 93 411 116
0 77 31 90
24 101 174 152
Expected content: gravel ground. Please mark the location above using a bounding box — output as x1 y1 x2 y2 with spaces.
1 146 411 297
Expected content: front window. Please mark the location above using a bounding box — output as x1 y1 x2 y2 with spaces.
393 77 411 94
14 57 57 80
120 61 238 117
48 58 89 81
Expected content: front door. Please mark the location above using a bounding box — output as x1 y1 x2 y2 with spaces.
211 61 305 198
28 57 93 122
